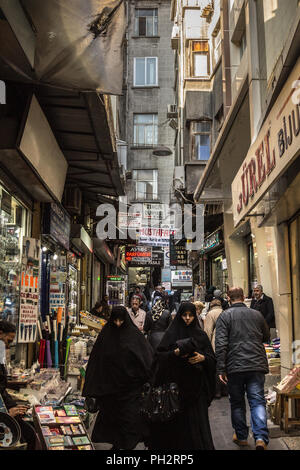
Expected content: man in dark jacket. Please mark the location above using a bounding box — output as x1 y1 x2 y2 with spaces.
0 321 37 449
215 287 270 451
250 285 276 330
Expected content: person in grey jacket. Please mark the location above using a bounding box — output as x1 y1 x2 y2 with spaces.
215 287 270 451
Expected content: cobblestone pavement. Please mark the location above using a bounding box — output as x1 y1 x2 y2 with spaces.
90 397 290 450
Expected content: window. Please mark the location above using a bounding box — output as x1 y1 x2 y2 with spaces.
134 57 158 86
191 41 210 77
132 170 158 201
133 114 158 146
191 121 211 161
134 9 158 37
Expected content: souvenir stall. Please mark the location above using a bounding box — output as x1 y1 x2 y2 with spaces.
0 186 28 327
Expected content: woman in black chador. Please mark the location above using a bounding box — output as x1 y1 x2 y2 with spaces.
82 306 154 450
149 302 216 450
144 297 172 350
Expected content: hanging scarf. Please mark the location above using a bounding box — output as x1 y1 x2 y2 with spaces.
151 298 165 321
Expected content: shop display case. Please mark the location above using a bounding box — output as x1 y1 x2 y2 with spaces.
0 207 23 325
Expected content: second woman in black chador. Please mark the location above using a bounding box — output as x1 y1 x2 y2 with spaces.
149 302 216 450
82 306 154 450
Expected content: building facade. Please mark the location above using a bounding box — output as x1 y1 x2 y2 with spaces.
124 0 176 289
187 0 300 378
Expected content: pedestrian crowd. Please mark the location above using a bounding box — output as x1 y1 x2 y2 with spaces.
81 282 276 451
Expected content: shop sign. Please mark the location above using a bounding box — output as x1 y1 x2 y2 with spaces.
43 203 71 250
171 269 193 287
118 211 142 229
18 238 41 343
163 247 170 268
143 203 164 220
170 235 188 266
138 227 175 247
201 231 222 253
125 246 152 264
0 190 12 215
106 275 125 281
232 58 300 227
161 268 171 282
162 282 171 291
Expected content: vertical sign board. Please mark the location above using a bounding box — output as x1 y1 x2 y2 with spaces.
18 238 41 343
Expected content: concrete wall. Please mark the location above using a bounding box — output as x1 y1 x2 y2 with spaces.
125 0 175 206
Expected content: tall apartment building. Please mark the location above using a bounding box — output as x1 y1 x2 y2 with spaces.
172 0 300 379
123 0 176 288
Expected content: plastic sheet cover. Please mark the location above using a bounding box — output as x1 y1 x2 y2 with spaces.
22 0 125 94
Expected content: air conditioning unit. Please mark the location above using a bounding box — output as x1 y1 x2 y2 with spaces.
173 166 185 190
167 104 178 118
63 186 82 216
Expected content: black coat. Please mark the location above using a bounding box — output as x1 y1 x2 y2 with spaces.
149 303 216 450
144 310 172 350
215 303 270 376
250 295 276 328
0 364 16 410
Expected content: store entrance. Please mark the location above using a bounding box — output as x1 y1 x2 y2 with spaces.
289 214 300 357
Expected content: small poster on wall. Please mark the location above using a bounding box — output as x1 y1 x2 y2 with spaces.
18 238 41 343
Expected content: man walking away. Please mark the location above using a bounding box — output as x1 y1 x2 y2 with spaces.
251 285 276 337
215 287 270 450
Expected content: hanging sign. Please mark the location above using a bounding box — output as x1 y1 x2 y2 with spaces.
138 227 175 247
18 238 41 343
43 203 71 250
170 235 188 266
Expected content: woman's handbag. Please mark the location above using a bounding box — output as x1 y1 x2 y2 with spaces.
84 397 100 413
140 382 180 423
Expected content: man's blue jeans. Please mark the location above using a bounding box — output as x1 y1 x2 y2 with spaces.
227 372 269 444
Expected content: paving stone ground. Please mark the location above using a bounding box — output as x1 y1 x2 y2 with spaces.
89 397 293 450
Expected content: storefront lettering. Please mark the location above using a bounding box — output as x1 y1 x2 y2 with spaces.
237 103 299 215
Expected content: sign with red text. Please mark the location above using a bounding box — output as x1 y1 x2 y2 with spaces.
18 238 41 343
232 58 300 226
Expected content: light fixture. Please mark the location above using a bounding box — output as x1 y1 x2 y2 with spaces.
53 254 58 260
42 246 47 252
152 146 173 157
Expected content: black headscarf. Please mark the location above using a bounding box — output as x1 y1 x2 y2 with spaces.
82 307 154 397
156 302 216 405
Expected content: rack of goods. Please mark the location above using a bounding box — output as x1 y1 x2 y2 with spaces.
33 404 94 450
79 311 106 332
264 337 281 375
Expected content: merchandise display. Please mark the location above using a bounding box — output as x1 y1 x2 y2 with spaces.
264 338 281 375
79 311 106 332
33 404 93 450
0 194 24 325
68 264 79 325
276 366 300 393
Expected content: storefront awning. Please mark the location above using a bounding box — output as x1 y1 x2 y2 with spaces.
35 86 125 205
93 238 115 264
0 0 126 94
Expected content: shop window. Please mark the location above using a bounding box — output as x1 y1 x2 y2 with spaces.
191 41 210 78
132 169 158 201
0 187 27 326
133 114 158 146
191 121 211 161
134 57 158 87
134 9 158 37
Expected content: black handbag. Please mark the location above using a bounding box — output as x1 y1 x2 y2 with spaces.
84 397 100 413
140 382 180 423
